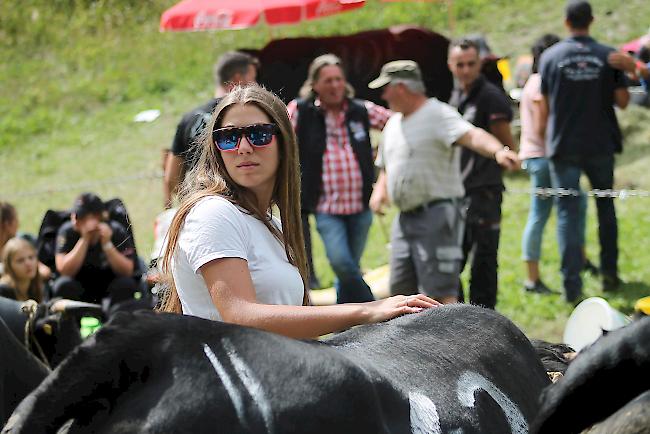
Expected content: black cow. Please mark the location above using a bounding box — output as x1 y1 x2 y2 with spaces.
532 316 650 434
0 318 49 426
4 305 550 433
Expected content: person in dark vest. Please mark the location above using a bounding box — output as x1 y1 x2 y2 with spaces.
286 54 392 302
539 0 629 302
164 51 259 209
448 38 516 309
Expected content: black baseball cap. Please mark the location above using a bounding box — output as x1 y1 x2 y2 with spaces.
72 192 105 217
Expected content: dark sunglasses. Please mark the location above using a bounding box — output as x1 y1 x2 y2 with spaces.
212 123 279 152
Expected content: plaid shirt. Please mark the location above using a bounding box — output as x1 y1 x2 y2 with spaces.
287 98 392 215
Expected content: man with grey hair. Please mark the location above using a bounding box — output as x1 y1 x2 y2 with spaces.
286 53 392 301
369 60 518 304
164 51 259 208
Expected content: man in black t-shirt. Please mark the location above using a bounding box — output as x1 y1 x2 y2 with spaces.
540 1 629 302
448 38 515 310
53 193 137 304
163 51 259 208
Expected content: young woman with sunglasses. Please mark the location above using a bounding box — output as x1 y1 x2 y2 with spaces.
158 85 439 338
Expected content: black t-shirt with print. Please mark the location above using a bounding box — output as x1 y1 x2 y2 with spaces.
449 75 513 192
171 98 221 173
55 220 135 300
540 36 627 159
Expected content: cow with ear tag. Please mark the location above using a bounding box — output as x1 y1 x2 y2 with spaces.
4 304 552 434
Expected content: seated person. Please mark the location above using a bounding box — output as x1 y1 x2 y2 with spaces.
53 193 137 305
0 201 51 279
0 237 44 302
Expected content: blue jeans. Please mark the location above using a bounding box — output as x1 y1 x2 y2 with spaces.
549 155 618 301
522 157 587 262
315 210 374 304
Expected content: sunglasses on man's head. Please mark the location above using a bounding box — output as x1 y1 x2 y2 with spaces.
212 123 279 152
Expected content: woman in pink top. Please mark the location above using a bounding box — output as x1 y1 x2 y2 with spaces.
519 34 597 295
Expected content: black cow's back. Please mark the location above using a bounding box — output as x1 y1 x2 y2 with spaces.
328 305 550 433
5 306 549 433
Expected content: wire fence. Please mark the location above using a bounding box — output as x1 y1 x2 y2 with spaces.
507 187 650 200
3 171 650 202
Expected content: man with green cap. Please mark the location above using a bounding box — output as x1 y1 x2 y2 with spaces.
368 60 518 304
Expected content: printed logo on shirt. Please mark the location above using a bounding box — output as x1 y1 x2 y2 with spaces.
190 112 213 142
558 54 604 82
348 121 367 142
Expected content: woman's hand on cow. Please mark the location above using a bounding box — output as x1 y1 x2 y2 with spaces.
362 294 441 324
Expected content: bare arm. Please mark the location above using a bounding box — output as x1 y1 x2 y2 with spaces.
489 120 516 151
608 51 650 80
98 223 134 277
369 170 390 216
199 258 439 339
55 239 90 277
38 262 52 280
456 127 519 170
606 52 632 109
163 153 185 209
613 87 630 109
534 95 549 139
102 245 134 276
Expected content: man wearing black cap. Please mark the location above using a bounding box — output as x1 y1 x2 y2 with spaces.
539 0 629 302
53 193 137 304
368 60 518 305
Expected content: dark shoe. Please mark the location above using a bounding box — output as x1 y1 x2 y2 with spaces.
602 275 624 292
583 259 600 276
524 280 556 295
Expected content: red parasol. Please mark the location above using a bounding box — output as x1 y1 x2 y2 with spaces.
160 0 365 32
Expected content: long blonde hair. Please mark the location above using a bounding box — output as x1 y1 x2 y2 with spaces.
0 237 44 302
158 85 309 313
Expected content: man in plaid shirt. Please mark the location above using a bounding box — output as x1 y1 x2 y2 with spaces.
287 54 392 303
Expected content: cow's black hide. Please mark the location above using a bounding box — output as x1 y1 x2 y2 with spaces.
532 316 650 434
0 317 49 426
587 390 650 434
4 305 550 434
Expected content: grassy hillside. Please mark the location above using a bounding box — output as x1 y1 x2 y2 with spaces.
2 0 650 340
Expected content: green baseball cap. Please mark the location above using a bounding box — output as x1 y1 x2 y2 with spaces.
368 60 423 89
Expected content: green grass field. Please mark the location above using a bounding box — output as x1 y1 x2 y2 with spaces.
1 0 650 341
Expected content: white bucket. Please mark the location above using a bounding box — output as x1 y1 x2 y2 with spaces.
563 297 631 352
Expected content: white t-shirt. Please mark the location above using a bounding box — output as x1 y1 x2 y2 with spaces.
172 196 304 321
376 98 472 211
